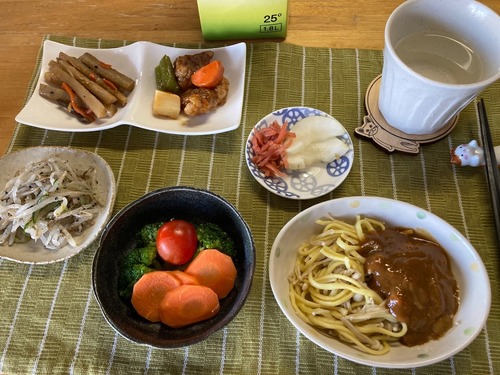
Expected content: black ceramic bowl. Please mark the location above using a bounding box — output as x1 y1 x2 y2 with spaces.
92 186 255 348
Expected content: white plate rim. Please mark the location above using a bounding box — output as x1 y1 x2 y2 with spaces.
15 40 247 136
269 196 491 368
245 107 354 200
0 146 116 264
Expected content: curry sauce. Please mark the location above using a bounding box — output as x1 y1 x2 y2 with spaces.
359 228 459 346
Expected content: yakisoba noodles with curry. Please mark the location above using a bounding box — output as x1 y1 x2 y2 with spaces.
288 215 459 355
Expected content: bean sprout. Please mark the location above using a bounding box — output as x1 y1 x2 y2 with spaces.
0 156 102 250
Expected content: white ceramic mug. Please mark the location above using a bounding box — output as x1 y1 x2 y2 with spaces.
378 0 500 135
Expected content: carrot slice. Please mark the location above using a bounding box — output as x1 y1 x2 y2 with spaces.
61 82 95 122
159 284 220 328
191 60 224 88
99 61 112 69
131 271 182 322
103 78 118 91
168 270 200 286
185 249 237 299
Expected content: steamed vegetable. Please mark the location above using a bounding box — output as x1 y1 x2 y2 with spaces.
159 284 220 328
118 222 163 298
185 249 237 299
168 270 200 286
118 245 159 298
121 220 238 328
131 271 182 322
119 263 154 299
195 222 235 257
139 222 163 245
122 245 158 268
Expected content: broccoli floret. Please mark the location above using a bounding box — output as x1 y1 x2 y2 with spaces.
196 222 235 258
122 244 158 268
119 243 162 299
139 222 163 246
118 263 154 298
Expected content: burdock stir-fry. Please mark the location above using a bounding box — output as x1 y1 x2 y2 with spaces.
39 51 135 123
0 157 102 250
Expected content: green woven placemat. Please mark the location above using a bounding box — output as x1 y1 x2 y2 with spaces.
0 34 499 374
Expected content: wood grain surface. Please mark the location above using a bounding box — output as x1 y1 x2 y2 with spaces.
1 0 498 155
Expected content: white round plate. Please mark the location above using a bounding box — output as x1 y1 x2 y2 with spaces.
15 40 246 136
245 107 354 199
0 147 116 264
269 196 491 368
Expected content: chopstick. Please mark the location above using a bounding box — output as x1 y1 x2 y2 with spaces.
478 98 500 250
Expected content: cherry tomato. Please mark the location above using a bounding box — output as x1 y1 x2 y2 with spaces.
156 220 198 265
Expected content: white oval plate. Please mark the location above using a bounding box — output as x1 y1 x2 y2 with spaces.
269 196 491 368
15 40 246 135
0 147 116 264
245 107 354 200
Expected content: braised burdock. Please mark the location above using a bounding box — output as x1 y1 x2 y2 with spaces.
38 51 135 123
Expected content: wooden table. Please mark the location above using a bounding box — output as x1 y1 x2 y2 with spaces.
1 0 497 156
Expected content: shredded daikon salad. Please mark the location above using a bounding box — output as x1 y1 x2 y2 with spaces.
0 156 103 250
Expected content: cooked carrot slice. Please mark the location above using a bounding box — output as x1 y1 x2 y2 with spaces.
159 284 220 328
61 82 95 122
168 270 200 286
131 271 182 322
185 249 237 299
191 60 224 88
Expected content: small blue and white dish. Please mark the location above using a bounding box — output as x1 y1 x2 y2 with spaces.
245 107 354 200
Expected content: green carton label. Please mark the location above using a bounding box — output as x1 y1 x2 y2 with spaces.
197 0 288 40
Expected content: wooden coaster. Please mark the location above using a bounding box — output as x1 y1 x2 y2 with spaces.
355 75 458 154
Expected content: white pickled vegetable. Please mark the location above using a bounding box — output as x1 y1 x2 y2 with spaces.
286 116 349 170
287 138 349 170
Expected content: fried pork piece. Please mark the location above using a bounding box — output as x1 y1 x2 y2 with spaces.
181 78 229 116
174 51 214 91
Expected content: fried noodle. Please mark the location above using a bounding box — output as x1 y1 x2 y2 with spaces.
288 215 407 355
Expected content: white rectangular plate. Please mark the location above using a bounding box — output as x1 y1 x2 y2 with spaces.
15 40 247 135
